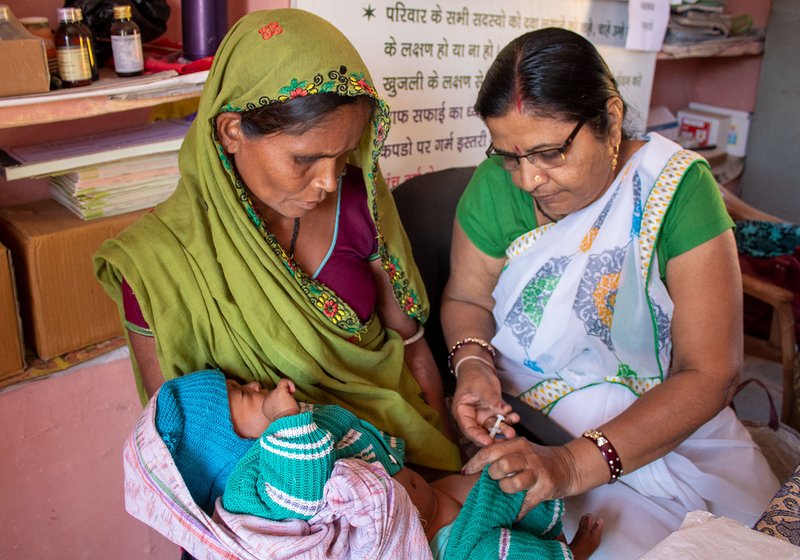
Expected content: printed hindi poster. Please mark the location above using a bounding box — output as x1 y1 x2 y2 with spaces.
293 0 656 187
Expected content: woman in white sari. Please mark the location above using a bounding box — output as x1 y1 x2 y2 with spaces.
442 27 778 559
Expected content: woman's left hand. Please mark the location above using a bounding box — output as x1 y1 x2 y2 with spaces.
461 437 578 518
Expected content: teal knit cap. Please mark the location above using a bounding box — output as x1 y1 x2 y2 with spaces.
154 369 254 514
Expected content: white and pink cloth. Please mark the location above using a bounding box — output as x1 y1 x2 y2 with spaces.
123 397 432 560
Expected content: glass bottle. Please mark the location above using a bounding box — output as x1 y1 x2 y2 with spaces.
54 7 92 88
74 8 99 81
0 4 31 40
110 5 143 77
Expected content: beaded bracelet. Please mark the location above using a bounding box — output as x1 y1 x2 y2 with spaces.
403 324 425 346
447 337 497 377
582 429 624 484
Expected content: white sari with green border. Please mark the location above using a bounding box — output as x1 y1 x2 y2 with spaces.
491 133 777 559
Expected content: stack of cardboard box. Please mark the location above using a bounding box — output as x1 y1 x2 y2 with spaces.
0 242 24 380
0 199 145 376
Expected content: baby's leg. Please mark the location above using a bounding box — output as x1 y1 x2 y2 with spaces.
569 513 603 560
393 467 462 541
429 472 480 506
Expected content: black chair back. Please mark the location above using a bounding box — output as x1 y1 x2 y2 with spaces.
392 166 475 394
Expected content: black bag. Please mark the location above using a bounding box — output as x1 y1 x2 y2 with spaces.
65 0 170 65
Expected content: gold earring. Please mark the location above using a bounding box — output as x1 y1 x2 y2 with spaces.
611 144 620 172
534 174 543 183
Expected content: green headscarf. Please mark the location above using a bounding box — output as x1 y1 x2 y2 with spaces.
94 9 460 471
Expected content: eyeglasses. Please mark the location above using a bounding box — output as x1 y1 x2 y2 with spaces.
485 118 586 171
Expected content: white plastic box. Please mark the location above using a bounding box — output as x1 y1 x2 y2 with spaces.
688 102 751 157
676 108 731 150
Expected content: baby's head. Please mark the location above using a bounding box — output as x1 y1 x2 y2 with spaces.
226 376 300 438
154 369 296 513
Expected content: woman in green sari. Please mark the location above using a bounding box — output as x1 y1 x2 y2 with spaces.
94 9 460 472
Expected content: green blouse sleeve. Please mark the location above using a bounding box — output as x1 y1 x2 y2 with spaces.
656 162 734 282
457 156 733 283
456 160 538 258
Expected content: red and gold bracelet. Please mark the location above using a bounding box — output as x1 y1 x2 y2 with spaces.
447 337 497 377
582 429 624 483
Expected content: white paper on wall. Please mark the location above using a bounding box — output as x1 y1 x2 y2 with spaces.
293 0 656 187
626 0 670 52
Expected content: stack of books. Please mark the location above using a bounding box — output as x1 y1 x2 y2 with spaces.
49 152 180 219
0 117 192 219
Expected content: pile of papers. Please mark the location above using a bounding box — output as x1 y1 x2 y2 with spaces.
667 1 732 43
0 117 191 219
49 152 180 220
662 1 764 58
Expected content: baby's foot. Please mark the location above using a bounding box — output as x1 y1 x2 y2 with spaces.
569 513 603 560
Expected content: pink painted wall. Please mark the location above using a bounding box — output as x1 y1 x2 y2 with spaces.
0 356 178 559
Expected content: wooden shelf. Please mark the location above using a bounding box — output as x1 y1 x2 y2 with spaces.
0 91 201 130
658 38 764 60
0 70 206 129
712 155 745 186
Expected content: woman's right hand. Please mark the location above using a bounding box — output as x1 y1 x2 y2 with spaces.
451 361 519 447
462 436 578 518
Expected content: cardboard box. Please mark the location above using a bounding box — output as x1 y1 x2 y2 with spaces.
0 242 25 378
0 200 145 359
689 102 752 158
0 37 50 98
677 108 732 150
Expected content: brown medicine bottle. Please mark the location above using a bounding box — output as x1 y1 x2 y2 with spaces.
110 5 143 77
54 7 92 87
74 8 99 80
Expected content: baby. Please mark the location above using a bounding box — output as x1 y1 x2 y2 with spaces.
155 369 602 559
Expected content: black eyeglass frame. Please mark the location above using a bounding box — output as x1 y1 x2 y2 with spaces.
485 118 587 170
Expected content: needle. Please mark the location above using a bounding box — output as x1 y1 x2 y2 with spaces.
488 414 505 439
